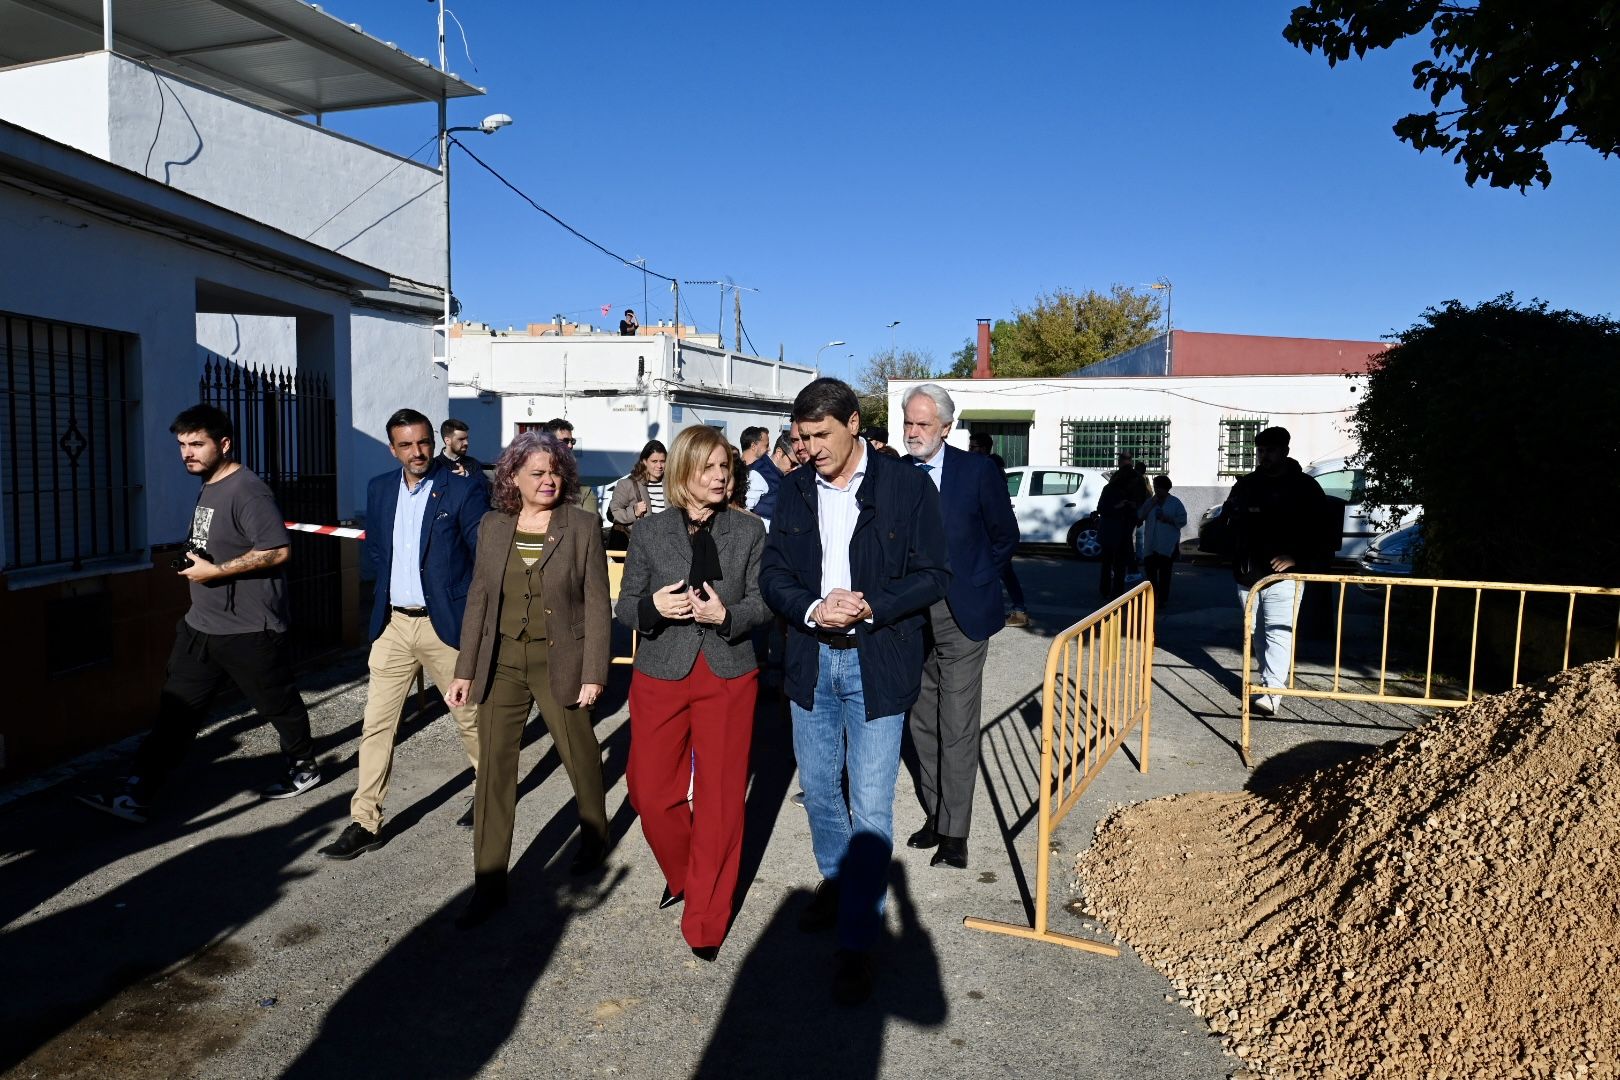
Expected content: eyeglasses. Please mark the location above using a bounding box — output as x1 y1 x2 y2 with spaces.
560 437 577 447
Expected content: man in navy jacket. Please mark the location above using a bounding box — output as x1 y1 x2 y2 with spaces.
899 384 1019 870
760 378 949 1005
320 408 489 860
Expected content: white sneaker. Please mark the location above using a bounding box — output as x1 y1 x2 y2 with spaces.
1250 695 1277 717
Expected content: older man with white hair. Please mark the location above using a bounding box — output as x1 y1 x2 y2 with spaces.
900 383 1020 869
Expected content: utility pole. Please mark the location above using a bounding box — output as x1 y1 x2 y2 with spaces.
672 279 680 339
734 289 743 352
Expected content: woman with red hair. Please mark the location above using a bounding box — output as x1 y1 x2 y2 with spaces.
446 430 611 928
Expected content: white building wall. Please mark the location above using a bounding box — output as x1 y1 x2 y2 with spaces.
890 374 1364 528
0 54 445 286
345 307 444 517
196 313 296 366
0 178 358 556
447 331 816 486
0 54 111 159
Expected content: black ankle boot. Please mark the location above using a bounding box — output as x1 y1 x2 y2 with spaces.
455 872 509 930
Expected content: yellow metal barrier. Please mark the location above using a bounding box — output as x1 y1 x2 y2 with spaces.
964 581 1155 955
1240 572 1620 766
606 550 638 666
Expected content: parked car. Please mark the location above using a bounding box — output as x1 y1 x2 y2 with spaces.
1358 519 1422 580
1196 457 1419 563
1002 465 1108 559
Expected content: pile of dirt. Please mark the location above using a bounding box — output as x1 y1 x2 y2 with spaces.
1076 659 1620 1080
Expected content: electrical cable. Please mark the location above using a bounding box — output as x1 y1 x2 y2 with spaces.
303 133 438 241
961 378 1355 415
443 7 478 71
448 135 677 283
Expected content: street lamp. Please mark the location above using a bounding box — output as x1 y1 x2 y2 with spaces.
1143 278 1173 370
885 320 901 351
438 112 514 360
815 339 846 375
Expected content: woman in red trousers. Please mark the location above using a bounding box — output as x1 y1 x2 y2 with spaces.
614 424 769 960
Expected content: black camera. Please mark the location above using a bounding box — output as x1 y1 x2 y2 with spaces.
171 542 215 571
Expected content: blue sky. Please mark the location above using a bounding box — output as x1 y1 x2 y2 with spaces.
324 1 1619 381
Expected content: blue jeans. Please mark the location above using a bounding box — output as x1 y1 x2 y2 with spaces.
1237 578 1301 694
790 643 904 951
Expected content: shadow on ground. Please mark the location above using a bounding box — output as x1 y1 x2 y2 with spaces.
694 851 947 1080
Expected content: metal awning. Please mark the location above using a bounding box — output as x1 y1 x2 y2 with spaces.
0 0 483 115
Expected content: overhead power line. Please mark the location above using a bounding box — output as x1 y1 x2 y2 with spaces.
448 134 677 284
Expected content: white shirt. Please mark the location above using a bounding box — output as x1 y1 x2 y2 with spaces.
746 467 769 510
806 440 870 630
911 441 946 491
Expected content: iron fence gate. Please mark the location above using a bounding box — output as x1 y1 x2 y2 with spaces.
199 354 340 663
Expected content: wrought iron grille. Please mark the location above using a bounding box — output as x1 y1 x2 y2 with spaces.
198 354 340 662
1218 416 1267 476
1060 418 1170 472
2 313 140 573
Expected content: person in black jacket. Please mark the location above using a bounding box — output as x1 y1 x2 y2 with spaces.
1097 450 1148 600
1223 426 1327 717
760 378 949 1006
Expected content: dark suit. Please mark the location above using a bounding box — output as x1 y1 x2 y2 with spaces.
909 444 1020 839
348 461 489 832
362 460 488 650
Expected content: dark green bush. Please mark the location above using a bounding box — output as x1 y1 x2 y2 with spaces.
1353 295 1620 587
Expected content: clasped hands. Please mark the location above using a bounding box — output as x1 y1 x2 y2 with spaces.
652 580 728 625
814 588 870 630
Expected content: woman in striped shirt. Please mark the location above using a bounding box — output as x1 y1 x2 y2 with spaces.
609 439 668 532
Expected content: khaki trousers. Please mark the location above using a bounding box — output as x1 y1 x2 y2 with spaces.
474 635 608 876
351 611 480 831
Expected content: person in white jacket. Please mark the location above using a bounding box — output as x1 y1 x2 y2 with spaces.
1137 475 1188 611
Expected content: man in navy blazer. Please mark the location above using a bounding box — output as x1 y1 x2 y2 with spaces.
900 384 1020 870
760 378 949 1005
320 408 489 861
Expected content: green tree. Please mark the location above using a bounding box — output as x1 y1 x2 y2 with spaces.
1351 295 1620 584
1283 1 1620 190
986 286 1162 379
854 348 936 429
945 338 978 379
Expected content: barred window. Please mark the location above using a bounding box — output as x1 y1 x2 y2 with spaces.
1061 418 1169 472
2 314 140 573
1218 417 1267 476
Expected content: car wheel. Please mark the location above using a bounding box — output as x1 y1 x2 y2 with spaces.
1068 519 1103 560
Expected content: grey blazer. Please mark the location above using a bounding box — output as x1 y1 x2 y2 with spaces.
613 506 769 680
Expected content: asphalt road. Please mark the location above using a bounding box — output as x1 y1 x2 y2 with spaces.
0 555 1424 1080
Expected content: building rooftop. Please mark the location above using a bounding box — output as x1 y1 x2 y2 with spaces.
0 0 483 115
1073 330 1386 378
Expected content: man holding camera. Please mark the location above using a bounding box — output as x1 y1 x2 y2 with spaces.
78 405 318 824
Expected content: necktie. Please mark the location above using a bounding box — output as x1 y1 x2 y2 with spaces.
916 462 933 472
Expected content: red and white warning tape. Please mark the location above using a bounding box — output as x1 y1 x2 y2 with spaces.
285 521 367 540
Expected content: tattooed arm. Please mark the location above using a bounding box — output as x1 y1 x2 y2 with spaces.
178 547 289 584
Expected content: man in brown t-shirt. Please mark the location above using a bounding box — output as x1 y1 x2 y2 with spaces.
76 404 319 824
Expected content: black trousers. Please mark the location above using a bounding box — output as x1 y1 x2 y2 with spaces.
1143 554 1174 610
133 620 314 792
